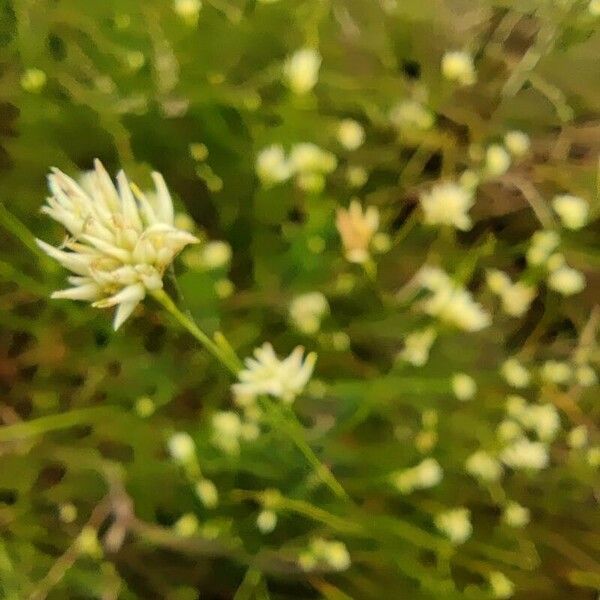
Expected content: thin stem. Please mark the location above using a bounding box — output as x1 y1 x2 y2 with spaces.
0 407 114 443
151 288 242 375
259 398 350 502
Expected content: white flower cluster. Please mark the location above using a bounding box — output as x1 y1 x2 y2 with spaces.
441 51 476 86
501 357 531 388
284 48 321 95
398 327 437 366
289 292 329 335
211 410 260 455
434 507 472 544
526 228 586 296
389 99 434 132
391 458 443 494
255 143 337 192
232 343 317 404
486 269 537 317
452 373 477 401
465 450 503 482
416 267 491 331
38 160 198 330
420 182 475 230
337 119 365 150
298 538 351 572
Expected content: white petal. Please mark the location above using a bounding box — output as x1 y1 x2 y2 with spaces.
51 283 102 301
36 239 93 276
93 283 145 308
116 171 143 231
151 172 174 225
113 299 140 330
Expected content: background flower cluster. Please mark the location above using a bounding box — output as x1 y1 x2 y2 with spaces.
0 0 599 598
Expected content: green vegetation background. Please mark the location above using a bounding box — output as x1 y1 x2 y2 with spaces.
0 0 599 598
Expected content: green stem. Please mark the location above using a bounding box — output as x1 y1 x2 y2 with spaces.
260 398 350 502
151 289 242 375
0 407 113 443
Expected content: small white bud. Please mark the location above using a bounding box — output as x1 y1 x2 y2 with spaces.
489 571 515 599
502 501 530 528
551 194 588 230
337 119 365 150
452 373 477 401
256 509 278 533
485 144 511 177
168 432 196 462
195 479 219 508
284 48 321 94
547 266 585 296
441 51 476 86
504 130 530 157
174 513 199 537
567 425 588 449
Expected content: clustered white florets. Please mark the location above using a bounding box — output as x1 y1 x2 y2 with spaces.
232 343 317 404
38 160 198 330
420 182 474 231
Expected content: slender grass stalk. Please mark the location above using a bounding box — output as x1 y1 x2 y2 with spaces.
0 407 114 443
151 288 242 375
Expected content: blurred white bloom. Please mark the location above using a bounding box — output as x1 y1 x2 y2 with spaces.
541 360 572 385
486 270 535 317
420 182 474 230
21 68 47 93
501 438 549 470
284 48 321 94
335 200 379 264
496 420 523 443
587 447 600 467
551 194 588 230
505 394 527 419
135 396 156 418
310 538 351 571
465 450 503 482
174 212 195 232
567 425 588 449
173 0 202 25
256 510 278 533
174 513 199 537
489 571 514 599
290 143 337 175
337 119 365 150
575 364 597 387
434 508 472 544
201 240 232 269
441 51 476 86
501 358 531 388
256 145 292 186
346 165 368 188
212 411 243 454
547 265 585 296
389 100 434 131
452 373 477 401
232 343 316 404
504 130 530 157
502 501 530 528
520 403 561 441
195 479 219 508
168 432 196 462
38 160 198 330
459 169 480 192
77 527 102 557
372 232 392 254
391 458 443 494
399 327 437 367
289 292 329 335
417 267 491 332
526 230 560 266
590 0 600 15
58 502 78 524
485 144 511 177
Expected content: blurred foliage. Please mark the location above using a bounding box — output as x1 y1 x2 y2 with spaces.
0 0 600 598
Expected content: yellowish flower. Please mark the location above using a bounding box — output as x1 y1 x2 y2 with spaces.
335 200 379 264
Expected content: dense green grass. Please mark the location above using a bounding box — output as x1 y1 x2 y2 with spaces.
0 0 599 598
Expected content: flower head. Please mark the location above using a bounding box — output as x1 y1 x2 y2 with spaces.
38 160 198 329
420 182 474 230
256 145 292 186
284 48 321 94
232 343 317 404
336 200 379 263
434 507 472 544
552 194 588 230
289 292 329 335
441 51 476 86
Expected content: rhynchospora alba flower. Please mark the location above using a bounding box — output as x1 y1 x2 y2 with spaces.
336 199 380 264
434 508 472 544
441 51 476 86
551 194 588 230
256 145 293 186
38 160 199 329
416 267 491 332
289 292 329 335
420 182 474 230
389 100 434 132
232 343 316 404
284 48 321 95
486 269 536 317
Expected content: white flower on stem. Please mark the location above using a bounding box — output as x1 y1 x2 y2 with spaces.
452 373 477 401
526 230 560 266
484 144 511 177
504 130 530 157
391 458 443 494
547 265 585 296
567 425 588 449
337 119 365 150
575 364 597 387
284 48 321 94
256 510 278 533
335 200 379 264
398 327 437 367
441 51 476 86
501 358 530 388
289 292 329 335
485 270 536 317
211 411 243 455
465 450 503 482
256 145 292 186
416 267 491 332
389 100 434 131
500 438 549 471
502 501 530 528
420 182 474 231
38 160 198 330
540 360 572 385
551 194 588 230
168 432 196 462
232 343 317 404
434 508 472 544
489 571 514 599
